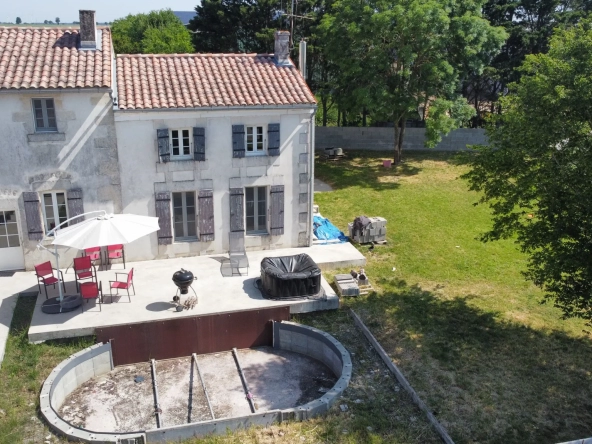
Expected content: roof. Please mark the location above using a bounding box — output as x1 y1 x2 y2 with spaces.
0 27 112 90
172 11 196 25
116 53 316 110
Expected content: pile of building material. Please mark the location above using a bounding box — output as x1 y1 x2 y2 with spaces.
334 269 374 297
348 216 387 244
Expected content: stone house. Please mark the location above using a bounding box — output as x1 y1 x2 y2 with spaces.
0 11 122 271
0 11 316 270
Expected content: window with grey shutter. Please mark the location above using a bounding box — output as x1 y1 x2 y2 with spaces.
155 192 172 245
198 189 214 241
232 125 245 158
23 192 43 240
66 189 84 225
157 129 170 163
270 185 284 235
193 127 206 161
229 188 244 232
268 123 280 156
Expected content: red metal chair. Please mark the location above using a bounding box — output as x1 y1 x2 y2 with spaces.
109 268 134 302
106 244 125 269
80 281 102 312
34 261 65 299
83 246 102 269
73 256 97 291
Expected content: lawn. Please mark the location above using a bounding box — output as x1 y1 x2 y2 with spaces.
314 150 592 443
2 150 592 444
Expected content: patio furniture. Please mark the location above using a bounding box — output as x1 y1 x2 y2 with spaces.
109 268 135 302
80 281 103 312
73 256 97 291
34 261 66 299
83 246 102 269
229 232 249 276
106 244 125 269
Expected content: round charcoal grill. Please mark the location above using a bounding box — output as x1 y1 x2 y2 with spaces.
172 268 197 299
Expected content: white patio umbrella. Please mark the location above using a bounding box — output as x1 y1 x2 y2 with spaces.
38 211 160 303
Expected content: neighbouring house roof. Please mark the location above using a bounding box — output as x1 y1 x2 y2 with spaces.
116 53 316 110
0 27 112 90
172 11 196 25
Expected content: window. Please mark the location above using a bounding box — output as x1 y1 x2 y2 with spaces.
173 191 197 241
42 192 68 233
246 126 264 154
0 211 20 248
170 129 192 160
32 99 57 132
245 186 267 234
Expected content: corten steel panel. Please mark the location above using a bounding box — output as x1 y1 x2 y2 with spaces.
96 306 290 366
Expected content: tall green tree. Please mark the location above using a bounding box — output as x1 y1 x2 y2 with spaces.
320 0 506 163
55 17 60 24
111 9 193 54
15 17 21 24
463 21 592 323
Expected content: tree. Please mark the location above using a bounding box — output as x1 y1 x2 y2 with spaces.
111 9 193 54
55 17 60 24
320 0 506 163
463 21 592 323
15 17 21 24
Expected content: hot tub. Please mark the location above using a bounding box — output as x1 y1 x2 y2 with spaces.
260 254 324 300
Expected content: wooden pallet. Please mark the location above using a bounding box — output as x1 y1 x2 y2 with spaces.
320 154 347 162
358 282 374 295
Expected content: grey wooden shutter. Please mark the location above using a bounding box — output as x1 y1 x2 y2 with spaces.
268 123 280 156
157 129 170 163
193 127 205 161
270 185 284 235
198 189 214 241
23 192 43 240
232 125 245 158
229 188 244 232
155 192 172 245
66 189 84 225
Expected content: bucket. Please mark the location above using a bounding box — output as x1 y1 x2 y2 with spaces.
383 160 392 168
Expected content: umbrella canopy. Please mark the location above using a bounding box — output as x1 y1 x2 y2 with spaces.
52 213 160 250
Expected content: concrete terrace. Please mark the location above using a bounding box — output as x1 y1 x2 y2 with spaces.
0 243 365 343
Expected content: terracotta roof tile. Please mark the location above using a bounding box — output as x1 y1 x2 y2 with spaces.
116 53 316 109
0 27 112 90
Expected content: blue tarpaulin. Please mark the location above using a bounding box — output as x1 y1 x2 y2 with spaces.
313 215 348 242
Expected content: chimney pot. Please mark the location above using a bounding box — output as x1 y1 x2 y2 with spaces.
274 31 291 66
79 10 97 50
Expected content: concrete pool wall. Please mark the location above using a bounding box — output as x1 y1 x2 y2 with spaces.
40 321 352 443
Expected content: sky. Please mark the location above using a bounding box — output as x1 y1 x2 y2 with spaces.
1 0 199 24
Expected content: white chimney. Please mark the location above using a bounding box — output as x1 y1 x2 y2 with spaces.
274 30 291 66
299 40 307 79
79 10 97 50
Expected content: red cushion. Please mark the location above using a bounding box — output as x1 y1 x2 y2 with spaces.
111 281 129 289
76 271 93 279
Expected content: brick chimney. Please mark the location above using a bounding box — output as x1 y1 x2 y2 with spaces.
274 31 291 66
79 10 97 50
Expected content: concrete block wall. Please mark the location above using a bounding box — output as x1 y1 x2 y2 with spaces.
316 127 488 152
40 342 144 444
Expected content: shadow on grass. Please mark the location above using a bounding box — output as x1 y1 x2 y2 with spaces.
315 150 473 192
342 281 592 443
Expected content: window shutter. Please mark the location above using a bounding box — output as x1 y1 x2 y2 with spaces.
66 188 84 225
229 188 244 232
268 123 280 156
193 127 206 161
232 125 245 158
270 185 284 235
157 129 170 163
198 189 214 241
155 192 172 245
23 192 43 240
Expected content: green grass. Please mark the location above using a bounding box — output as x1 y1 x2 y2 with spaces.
314 151 592 443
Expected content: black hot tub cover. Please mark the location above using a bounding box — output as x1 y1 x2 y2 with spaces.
260 254 324 300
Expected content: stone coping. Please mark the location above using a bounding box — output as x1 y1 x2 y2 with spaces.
40 322 352 443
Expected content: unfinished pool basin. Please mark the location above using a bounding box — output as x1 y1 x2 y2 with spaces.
40 321 351 443
260 254 323 300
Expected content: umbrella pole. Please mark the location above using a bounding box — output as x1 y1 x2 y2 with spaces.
55 245 64 302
